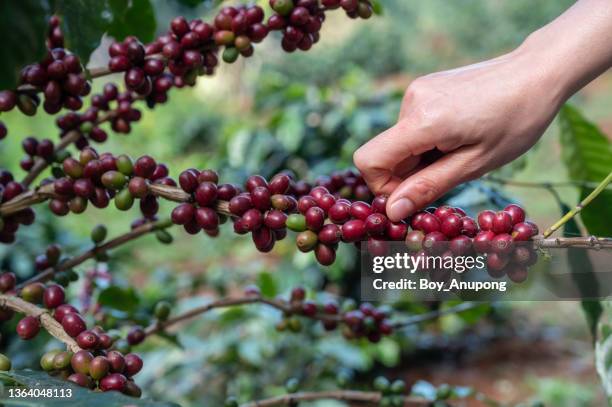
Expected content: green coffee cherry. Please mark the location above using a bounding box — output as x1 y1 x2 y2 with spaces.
40 350 61 371
155 230 173 244
154 301 171 321
101 171 127 190
271 0 294 15
79 122 94 134
91 224 107 244
222 47 239 63
0 353 11 371
116 154 134 176
296 230 317 252
390 379 406 395
21 282 45 304
287 317 302 332
114 189 134 211
286 214 307 232
68 197 88 214
373 376 390 392
54 271 70 287
52 351 73 370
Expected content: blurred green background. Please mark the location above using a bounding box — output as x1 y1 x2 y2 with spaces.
1 0 610 406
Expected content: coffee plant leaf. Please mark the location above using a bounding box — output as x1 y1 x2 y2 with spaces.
97 285 140 313
558 104 612 237
107 0 156 44
54 0 111 66
0 370 179 406
0 1 51 89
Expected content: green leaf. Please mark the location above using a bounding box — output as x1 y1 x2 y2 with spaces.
97 285 139 313
0 1 51 89
558 104 612 237
0 370 178 406
107 0 156 44
55 0 111 66
256 272 277 298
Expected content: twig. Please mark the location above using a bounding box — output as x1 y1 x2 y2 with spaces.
543 171 612 238
0 294 80 352
239 391 429 407
17 218 170 289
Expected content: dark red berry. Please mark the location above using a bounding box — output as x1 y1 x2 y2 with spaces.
477 210 495 231
305 206 325 231
194 182 218 206
100 373 127 392
76 330 99 349
341 219 366 242
405 230 424 252
350 201 372 220
473 230 495 253
440 213 462 238
134 155 156 178
54 304 78 323
124 353 143 376
264 210 287 230
0 272 16 292
365 213 388 236
386 221 407 241
504 204 526 225
171 203 195 225
492 211 513 234
127 326 145 345
461 217 478 237
17 316 40 339
43 284 65 308
491 233 513 255
62 312 87 337
107 350 126 373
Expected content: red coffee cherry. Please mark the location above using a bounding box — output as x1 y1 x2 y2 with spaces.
328 202 351 224
315 244 336 266
318 224 341 245
100 373 128 392
178 170 198 193
251 186 271 211
349 201 372 220
89 356 110 380
477 210 495 231
264 210 287 230
473 230 495 253
195 207 219 230
0 272 16 292
53 304 78 323
305 207 325 231
371 195 388 214
341 219 366 242
171 203 195 225
461 217 478 237
245 175 267 192
433 205 454 220
449 235 472 256
418 213 441 234
491 233 513 255
386 221 407 241
405 230 424 252
422 231 448 255
504 204 526 225
440 213 462 238
492 211 513 234
512 222 536 241
241 208 264 231
61 312 87 337
124 353 143 376
43 284 65 308
217 183 238 200
229 195 252 216
506 264 529 283
486 252 509 273
107 350 126 373
76 330 100 349
127 326 145 345
252 226 275 252
269 174 291 194
134 155 157 178
194 182 218 207
71 350 94 375
367 238 389 256
17 316 40 339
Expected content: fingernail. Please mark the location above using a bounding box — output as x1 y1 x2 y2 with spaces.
388 198 415 222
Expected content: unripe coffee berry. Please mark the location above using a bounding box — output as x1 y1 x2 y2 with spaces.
296 230 318 252
154 301 171 321
89 356 110 380
52 351 73 370
21 282 45 303
71 350 94 374
286 214 307 232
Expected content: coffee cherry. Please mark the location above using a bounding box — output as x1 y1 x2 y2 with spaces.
21 282 45 303
62 312 86 337
100 373 128 392
328 202 350 224
229 195 252 216
98 333 114 349
318 224 341 245
341 219 366 242
305 206 325 231
512 245 535 265
367 238 389 256
76 330 99 349
107 350 126 373
491 233 513 255
54 303 78 323
128 177 148 198
296 230 318 252
43 284 65 308
71 350 93 374
217 183 238 200
264 210 287 230
0 272 16 292
434 205 455 220
53 351 73 370
16 316 40 339
195 182 218 206
365 213 387 236
68 373 92 388
41 350 61 371
241 208 264 231
492 211 513 234
286 214 307 232
486 252 509 273
450 235 472 256
89 356 110 380
422 231 447 255
124 353 143 376
440 213 462 238
477 210 495 231
405 230 424 252
251 186 271 211
473 230 495 253
171 203 195 225
127 326 145 345
507 264 528 283
271 194 296 211
154 301 171 321
461 217 478 237
134 155 156 178
512 222 536 241
418 213 441 234
195 207 219 230
91 224 107 244
269 174 291 194
381 222 404 242
349 201 372 220
504 204 526 225
0 354 10 371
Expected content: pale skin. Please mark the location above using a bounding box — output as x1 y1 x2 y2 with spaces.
353 0 612 222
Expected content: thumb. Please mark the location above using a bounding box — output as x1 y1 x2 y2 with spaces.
385 149 478 222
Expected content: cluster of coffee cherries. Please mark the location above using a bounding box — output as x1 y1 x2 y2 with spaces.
0 169 35 244
402 204 539 282
19 136 56 171
270 0 372 52
245 285 393 343
0 270 144 395
49 149 172 219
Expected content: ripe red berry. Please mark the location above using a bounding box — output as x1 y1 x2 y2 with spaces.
473 230 495 253
54 304 78 323
318 224 341 244
486 252 509 272
491 233 514 255
71 350 94 375
194 182 218 207
305 206 325 231
367 238 389 256
492 211 513 234
506 264 529 283
62 312 87 337
229 195 252 216
302 300 318 316
419 213 441 234
512 222 537 241
76 330 99 349
365 213 388 236
0 272 16 292
179 170 199 193
127 326 145 345
504 204 526 225
449 235 472 256
100 373 127 392
251 186 271 211
350 201 372 220
434 205 455 220
371 195 388 214
217 183 237 200
315 243 336 266
386 221 407 241
264 210 287 230
422 231 448 255
43 284 65 308
252 226 275 252
124 353 143 376
269 174 291 194
17 316 40 339
195 207 219 230
461 217 478 237
89 356 110 380
107 350 126 373
134 155 157 178
341 219 366 242
241 208 264 231
245 175 267 192
328 202 351 224
404 230 424 252
440 213 462 238
477 210 495 231
171 203 195 225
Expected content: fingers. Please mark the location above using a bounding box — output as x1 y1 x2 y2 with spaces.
385 149 479 222
353 119 438 195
